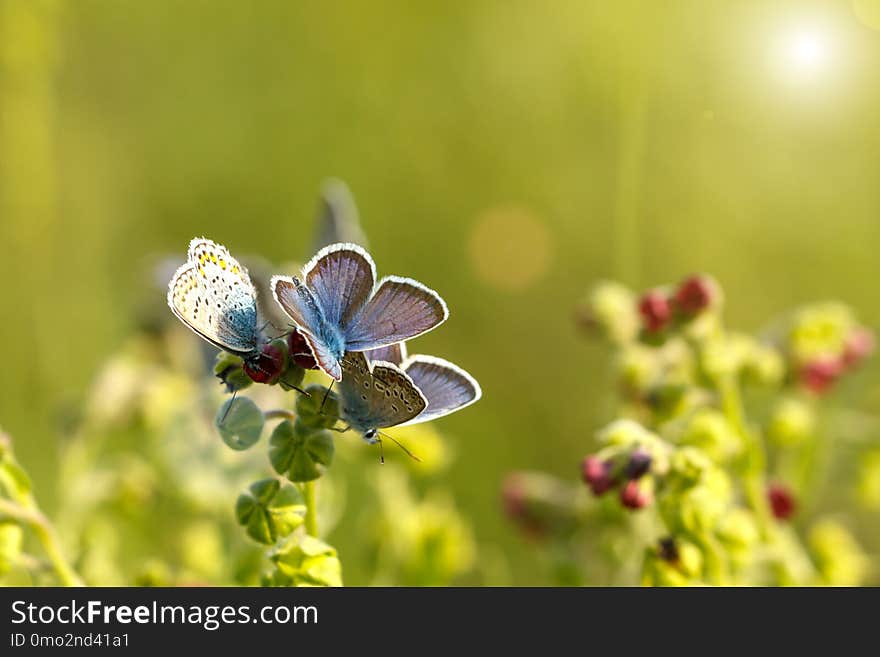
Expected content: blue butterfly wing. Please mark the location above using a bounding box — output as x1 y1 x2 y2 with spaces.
399 355 481 425
303 243 375 332
364 342 407 366
344 276 448 351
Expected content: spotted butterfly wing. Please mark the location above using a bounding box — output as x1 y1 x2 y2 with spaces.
337 351 427 438
167 238 258 356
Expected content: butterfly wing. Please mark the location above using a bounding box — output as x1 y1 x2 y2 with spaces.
399 355 481 425
364 341 408 367
301 331 343 382
338 352 426 434
167 239 258 356
303 243 375 332
344 276 448 351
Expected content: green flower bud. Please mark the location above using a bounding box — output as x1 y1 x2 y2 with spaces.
213 351 253 392
0 521 23 576
236 479 306 545
641 549 693 586
788 302 855 365
269 420 334 482
767 397 816 447
808 519 869 586
295 385 340 430
742 343 785 387
215 396 264 450
716 508 759 568
700 333 752 381
270 535 343 587
576 281 639 344
678 409 741 463
676 540 704 579
616 345 658 396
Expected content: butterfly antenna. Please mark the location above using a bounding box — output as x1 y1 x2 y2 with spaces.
220 389 238 425
377 438 385 465
378 431 422 463
279 374 310 396
320 380 334 413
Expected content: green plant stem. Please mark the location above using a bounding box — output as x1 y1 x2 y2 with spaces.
0 498 84 586
264 409 297 422
303 481 318 537
717 376 774 539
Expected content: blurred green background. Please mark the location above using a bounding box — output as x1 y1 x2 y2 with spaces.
1 0 879 584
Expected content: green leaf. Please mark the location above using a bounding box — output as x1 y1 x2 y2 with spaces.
270 535 343 587
0 459 32 499
216 397 264 450
235 479 306 545
295 385 340 430
269 420 334 482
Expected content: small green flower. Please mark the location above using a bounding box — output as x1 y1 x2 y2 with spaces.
215 396 264 450
678 409 741 463
270 535 342 587
236 479 306 545
808 519 868 586
269 420 334 482
213 352 253 392
767 397 816 447
788 302 855 365
578 281 640 344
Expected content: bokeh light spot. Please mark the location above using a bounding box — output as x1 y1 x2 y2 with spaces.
468 207 553 292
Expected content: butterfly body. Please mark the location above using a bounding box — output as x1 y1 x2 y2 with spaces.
273 243 448 382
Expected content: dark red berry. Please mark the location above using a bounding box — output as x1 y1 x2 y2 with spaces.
768 483 796 520
842 328 875 369
288 330 318 370
638 291 672 333
620 480 650 510
624 449 652 480
674 275 715 316
581 456 615 496
799 357 843 395
243 343 287 384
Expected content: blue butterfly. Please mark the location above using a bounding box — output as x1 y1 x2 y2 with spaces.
271 243 448 381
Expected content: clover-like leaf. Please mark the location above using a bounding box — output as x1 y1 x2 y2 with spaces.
295 385 340 430
235 479 306 545
269 420 334 482
270 535 342 587
216 396 264 450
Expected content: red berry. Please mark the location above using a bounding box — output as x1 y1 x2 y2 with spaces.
799 357 843 395
842 328 875 369
674 275 715 316
243 343 287 384
638 291 672 333
288 330 318 370
620 480 650 510
768 483 796 520
581 456 615 496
